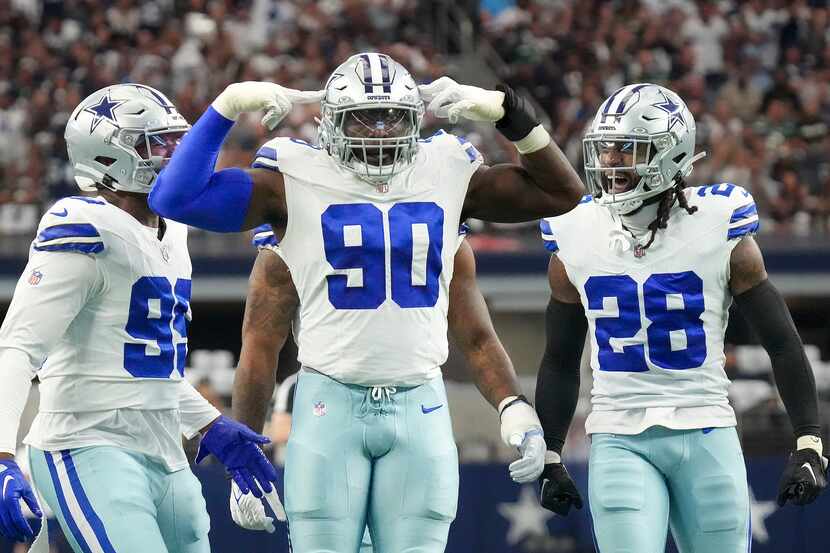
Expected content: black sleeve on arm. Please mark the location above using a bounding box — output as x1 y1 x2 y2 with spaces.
535 297 588 454
733 279 820 438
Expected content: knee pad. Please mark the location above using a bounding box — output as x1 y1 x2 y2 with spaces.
689 475 741 532
284 442 348 519
401 452 459 522
591 459 645 512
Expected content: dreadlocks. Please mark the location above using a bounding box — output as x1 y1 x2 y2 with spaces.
640 176 698 251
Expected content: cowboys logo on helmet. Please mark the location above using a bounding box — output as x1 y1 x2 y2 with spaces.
65 83 190 194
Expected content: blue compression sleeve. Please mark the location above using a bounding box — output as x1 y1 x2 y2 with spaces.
149 106 254 232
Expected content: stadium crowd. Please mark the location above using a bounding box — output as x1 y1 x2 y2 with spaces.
0 0 828 239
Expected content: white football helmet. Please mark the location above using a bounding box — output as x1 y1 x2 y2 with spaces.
583 83 704 215
318 53 423 185
65 83 190 194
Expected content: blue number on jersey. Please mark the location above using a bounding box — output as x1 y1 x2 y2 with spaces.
697 183 735 197
585 271 707 371
389 202 444 308
321 201 445 309
321 204 386 309
644 272 706 369
124 276 192 378
584 275 647 372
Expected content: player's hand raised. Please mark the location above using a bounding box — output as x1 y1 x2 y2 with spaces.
211 82 325 130
419 77 505 124
229 480 286 533
195 416 278 498
0 459 43 542
777 436 828 506
539 453 583 516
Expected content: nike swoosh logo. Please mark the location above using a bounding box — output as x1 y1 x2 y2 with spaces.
2 475 12 499
802 462 817 485
421 404 443 414
50 208 68 217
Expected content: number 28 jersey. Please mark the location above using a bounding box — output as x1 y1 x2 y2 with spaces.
540 184 759 434
252 131 483 386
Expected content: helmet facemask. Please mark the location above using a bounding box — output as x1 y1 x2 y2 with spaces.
321 102 421 185
584 131 685 215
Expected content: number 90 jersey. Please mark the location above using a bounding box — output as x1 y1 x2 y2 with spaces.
0 195 192 414
540 184 759 434
252 131 483 386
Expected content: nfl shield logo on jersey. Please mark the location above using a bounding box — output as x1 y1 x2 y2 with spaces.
28 270 43 285
313 401 327 417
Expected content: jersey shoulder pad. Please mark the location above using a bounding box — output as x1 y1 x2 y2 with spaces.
688 183 758 240
419 129 484 166
33 196 109 255
539 195 595 253
251 136 327 177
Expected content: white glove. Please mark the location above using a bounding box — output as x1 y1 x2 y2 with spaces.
509 429 546 483
500 397 546 483
212 81 325 130
418 77 505 123
229 480 286 533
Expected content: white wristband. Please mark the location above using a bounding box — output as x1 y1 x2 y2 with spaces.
797 435 823 457
514 124 551 155
545 450 562 464
498 395 520 414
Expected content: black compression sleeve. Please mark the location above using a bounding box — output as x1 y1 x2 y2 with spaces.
733 279 820 438
535 297 588 454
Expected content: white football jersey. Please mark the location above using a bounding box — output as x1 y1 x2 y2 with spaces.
252 131 483 386
541 183 759 434
0 195 216 469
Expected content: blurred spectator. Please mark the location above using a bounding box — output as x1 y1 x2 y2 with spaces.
1 0 829 244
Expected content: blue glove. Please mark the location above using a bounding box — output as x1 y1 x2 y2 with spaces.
195 416 278 498
0 459 42 542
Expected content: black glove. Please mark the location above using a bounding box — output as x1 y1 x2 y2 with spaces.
494 84 539 142
777 447 828 506
539 461 583 516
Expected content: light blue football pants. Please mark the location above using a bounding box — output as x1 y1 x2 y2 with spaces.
285 369 459 553
29 445 210 553
589 426 750 553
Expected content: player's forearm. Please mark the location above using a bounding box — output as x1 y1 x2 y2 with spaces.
535 298 587 453
734 279 821 437
519 143 585 215
148 106 254 232
495 86 583 214
232 353 279 434
0 349 36 455
461 334 522 410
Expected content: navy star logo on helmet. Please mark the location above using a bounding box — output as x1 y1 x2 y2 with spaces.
651 91 686 132
83 93 125 134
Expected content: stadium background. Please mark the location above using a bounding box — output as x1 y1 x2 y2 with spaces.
1 0 830 551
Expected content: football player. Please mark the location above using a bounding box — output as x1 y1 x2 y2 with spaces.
228 223 526 552
535 83 828 552
0 84 277 552
148 52 584 552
